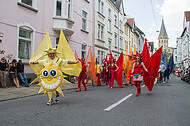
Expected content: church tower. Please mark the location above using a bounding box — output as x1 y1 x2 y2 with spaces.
158 19 169 51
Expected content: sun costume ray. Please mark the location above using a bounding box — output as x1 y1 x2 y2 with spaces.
29 30 82 104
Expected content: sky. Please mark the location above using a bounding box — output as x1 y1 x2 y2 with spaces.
123 0 190 48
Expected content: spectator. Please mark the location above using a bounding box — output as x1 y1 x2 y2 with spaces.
17 60 29 87
0 57 8 88
8 59 20 88
164 65 171 83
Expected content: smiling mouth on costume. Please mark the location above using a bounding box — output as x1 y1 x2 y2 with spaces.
40 76 61 89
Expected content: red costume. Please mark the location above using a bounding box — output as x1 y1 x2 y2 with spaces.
76 59 87 92
109 65 115 88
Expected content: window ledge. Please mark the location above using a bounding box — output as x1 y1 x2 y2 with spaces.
81 29 89 34
97 38 105 43
84 0 90 3
97 11 105 18
114 25 118 28
107 31 112 34
17 2 38 12
53 17 75 24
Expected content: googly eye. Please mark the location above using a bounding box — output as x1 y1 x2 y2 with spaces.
43 70 49 77
50 69 57 77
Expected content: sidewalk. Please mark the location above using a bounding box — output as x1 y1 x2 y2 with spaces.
0 83 80 101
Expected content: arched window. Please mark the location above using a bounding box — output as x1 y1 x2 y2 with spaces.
18 26 34 60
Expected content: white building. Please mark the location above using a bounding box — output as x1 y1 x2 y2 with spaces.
181 11 190 68
175 37 182 68
94 0 125 65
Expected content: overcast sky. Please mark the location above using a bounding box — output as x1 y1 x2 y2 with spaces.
123 0 190 48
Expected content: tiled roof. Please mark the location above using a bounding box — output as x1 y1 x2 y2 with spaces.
185 11 190 22
127 18 134 28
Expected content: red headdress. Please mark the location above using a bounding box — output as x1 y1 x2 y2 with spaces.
135 53 143 62
78 58 86 65
109 51 116 63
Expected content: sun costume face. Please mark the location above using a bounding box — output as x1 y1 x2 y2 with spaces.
29 30 82 103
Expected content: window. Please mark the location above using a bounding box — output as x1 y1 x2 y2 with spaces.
98 23 104 40
98 50 104 65
56 1 62 16
98 50 100 63
98 0 104 15
98 0 101 12
82 10 87 31
108 9 111 17
114 15 117 26
108 40 112 53
21 0 32 6
120 20 123 31
18 28 32 59
108 19 111 32
120 37 123 49
56 37 59 48
114 33 117 47
101 2 104 14
81 43 87 59
68 0 71 18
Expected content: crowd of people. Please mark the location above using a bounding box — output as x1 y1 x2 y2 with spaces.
0 57 29 88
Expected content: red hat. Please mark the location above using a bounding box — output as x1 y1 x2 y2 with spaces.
78 58 86 65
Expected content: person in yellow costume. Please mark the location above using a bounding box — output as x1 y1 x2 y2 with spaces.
29 30 81 105
126 54 135 85
95 62 101 86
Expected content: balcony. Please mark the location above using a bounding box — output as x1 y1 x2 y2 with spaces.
53 17 74 36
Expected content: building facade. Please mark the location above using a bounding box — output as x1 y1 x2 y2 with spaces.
0 0 94 73
94 0 125 64
181 11 190 68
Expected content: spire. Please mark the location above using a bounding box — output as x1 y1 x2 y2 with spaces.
159 18 168 38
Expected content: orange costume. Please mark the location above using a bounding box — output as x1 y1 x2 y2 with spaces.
126 55 135 85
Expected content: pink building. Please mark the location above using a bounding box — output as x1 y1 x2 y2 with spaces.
0 0 94 76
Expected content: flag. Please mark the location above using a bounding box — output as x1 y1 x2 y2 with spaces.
169 53 174 73
142 38 150 63
164 51 167 66
143 47 162 92
75 50 79 60
115 51 124 88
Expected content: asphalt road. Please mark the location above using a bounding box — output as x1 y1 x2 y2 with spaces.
1 75 190 126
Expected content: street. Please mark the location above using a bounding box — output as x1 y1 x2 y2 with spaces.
1 75 190 126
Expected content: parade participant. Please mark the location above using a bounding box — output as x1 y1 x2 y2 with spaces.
101 61 106 84
160 61 166 83
8 59 21 88
164 64 171 83
107 58 119 88
0 57 8 88
96 62 101 86
126 54 135 85
132 54 148 96
76 59 87 92
29 30 81 105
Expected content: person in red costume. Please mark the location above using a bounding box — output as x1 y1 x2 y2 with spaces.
132 54 148 96
76 58 87 92
107 58 119 88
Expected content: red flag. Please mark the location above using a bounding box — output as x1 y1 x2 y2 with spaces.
143 47 162 92
114 51 124 88
142 38 150 63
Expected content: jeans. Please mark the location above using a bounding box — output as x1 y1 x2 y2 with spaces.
18 72 28 85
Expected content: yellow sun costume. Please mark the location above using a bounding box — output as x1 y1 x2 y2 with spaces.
29 30 82 103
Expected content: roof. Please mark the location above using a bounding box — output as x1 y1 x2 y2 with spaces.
111 0 122 10
159 19 168 38
185 11 190 22
135 26 145 36
127 18 134 28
